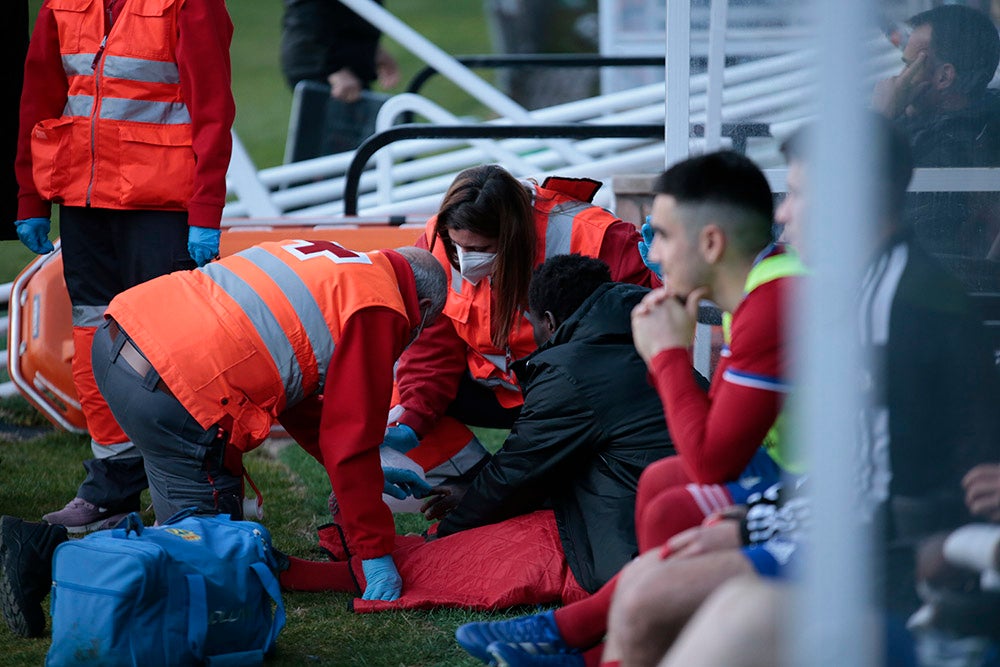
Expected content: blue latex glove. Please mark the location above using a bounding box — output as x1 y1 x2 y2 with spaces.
383 467 432 500
638 218 662 279
361 555 402 601
187 226 221 267
381 423 419 454
14 217 54 254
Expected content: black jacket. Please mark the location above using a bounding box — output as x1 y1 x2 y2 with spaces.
437 283 677 592
896 90 1000 259
280 0 383 89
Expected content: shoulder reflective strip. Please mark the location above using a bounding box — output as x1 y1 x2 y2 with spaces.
865 244 907 347
199 261 304 406
450 265 463 294
481 352 508 371
99 97 191 125
744 251 807 293
71 304 108 328
721 311 732 345
544 200 587 258
62 53 96 77
721 368 790 393
474 376 519 392
241 247 336 386
63 95 94 117
102 56 180 84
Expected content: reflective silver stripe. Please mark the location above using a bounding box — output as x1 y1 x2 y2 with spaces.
198 261 304 406
63 95 94 117
240 247 336 387
72 304 107 328
450 265 463 294
473 376 520 392
545 200 589 258
103 56 180 84
481 352 508 372
62 53 96 77
99 97 191 125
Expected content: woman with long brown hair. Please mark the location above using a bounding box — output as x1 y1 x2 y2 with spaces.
384 164 659 483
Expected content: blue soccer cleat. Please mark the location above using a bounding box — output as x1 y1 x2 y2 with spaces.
455 610 570 663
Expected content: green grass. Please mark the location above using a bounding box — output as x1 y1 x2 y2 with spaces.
0 428 516 666
3 4 529 665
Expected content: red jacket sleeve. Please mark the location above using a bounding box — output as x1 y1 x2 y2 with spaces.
275 395 324 463
648 280 787 483
176 0 235 229
393 305 468 437
599 220 662 288
391 227 467 437
15 6 65 220
319 306 410 560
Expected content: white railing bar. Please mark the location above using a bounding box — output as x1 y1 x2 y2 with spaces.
373 94 541 204
705 0 730 152
337 0 590 165
337 144 668 218
225 131 280 217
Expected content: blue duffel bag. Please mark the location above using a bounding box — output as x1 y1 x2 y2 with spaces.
46 509 286 666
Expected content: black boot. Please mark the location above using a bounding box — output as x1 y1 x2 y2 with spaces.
0 516 68 637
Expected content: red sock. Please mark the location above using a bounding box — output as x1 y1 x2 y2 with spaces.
635 456 691 516
279 556 360 593
636 483 731 551
553 573 619 649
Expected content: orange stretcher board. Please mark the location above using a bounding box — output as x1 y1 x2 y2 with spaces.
7 222 425 433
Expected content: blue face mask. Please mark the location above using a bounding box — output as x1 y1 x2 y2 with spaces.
456 247 497 285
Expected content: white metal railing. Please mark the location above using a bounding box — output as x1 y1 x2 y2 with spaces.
222 26 900 221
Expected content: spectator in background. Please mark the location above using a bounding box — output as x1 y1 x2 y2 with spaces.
14 0 236 533
281 0 399 102
780 119 997 618
872 4 1000 262
483 0 599 110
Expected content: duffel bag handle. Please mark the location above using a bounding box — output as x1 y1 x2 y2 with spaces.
251 561 287 652
186 574 208 658
185 564 286 664
122 511 144 536
163 507 202 525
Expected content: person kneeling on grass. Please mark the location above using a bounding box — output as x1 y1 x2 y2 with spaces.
280 253 696 616
0 242 447 639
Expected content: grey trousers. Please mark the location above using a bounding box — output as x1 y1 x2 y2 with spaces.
91 320 243 523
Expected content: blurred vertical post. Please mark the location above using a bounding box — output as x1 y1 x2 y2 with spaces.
663 0 690 165
789 0 878 665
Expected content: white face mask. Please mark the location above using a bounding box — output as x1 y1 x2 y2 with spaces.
456 247 497 285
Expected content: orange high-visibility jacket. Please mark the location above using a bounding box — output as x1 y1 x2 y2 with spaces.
30 0 195 210
107 241 408 451
425 177 617 407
